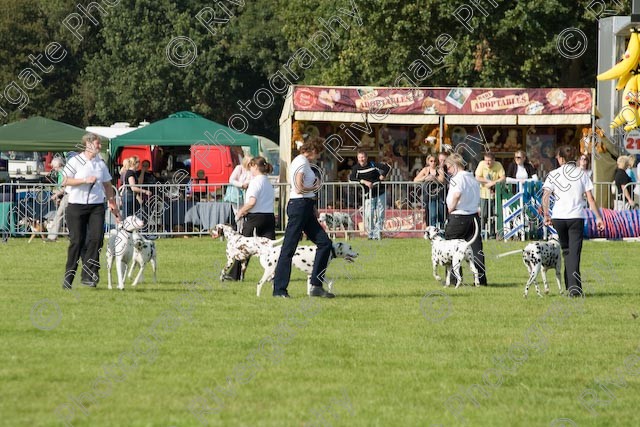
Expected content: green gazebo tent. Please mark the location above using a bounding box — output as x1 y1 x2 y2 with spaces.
110 111 260 157
0 116 93 152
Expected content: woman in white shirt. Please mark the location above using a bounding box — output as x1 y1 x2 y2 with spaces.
225 157 276 281
226 156 253 205
444 153 487 286
62 133 119 289
542 145 604 297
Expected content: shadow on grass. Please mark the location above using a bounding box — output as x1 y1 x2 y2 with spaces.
336 291 473 298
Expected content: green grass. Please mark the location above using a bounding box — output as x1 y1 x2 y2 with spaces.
1 236 639 427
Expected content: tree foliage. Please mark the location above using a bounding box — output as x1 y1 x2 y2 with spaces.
0 0 631 137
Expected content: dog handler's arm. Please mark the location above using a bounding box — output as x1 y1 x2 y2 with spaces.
542 188 552 226
104 182 121 223
236 197 256 220
447 190 461 214
585 190 605 231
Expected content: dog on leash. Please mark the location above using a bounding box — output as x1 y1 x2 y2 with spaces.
497 236 562 298
423 221 481 288
255 242 359 297
210 224 283 281
106 215 145 290
126 232 157 287
318 212 354 240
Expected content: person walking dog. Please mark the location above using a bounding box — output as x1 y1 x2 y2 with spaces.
542 145 604 297
272 137 334 298
61 133 120 289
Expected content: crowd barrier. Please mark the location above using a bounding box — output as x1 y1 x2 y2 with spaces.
1 180 638 240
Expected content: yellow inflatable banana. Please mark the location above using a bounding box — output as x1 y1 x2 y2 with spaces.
622 72 639 106
616 70 634 91
598 30 640 81
611 105 637 130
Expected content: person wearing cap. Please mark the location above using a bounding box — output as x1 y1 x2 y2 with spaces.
61 133 119 289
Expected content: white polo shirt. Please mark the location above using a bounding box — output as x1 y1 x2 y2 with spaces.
245 174 275 213
289 154 315 199
63 153 112 204
543 163 593 219
447 171 480 215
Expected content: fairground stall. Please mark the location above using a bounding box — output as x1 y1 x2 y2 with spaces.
278 85 616 238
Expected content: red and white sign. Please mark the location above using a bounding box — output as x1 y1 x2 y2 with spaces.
292 86 594 116
624 129 640 155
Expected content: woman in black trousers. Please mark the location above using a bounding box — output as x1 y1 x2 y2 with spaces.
226 157 276 280
62 133 119 289
444 153 487 286
542 145 604 296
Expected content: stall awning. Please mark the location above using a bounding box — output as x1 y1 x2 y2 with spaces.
444 115 518 125
293 111 440 125
517 114 592 125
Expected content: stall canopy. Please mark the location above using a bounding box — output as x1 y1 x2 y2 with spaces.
110 111 260 156
0 116 91 152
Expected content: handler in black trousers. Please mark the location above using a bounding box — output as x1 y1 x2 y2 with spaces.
62 133 120 289
542 145 604 296
227 157 276 280
272 137 333 298
444 153 487 286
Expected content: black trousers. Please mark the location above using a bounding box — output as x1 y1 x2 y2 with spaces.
552 218 584 296
273 198 331 295
444 213 487 285
64 203 106 287
228 213 276 280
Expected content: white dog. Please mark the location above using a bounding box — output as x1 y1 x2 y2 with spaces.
126 232 157 287
423 221 481 288
210 224 283 280
106 215 144 290
256 242 358 296
497 236 562 298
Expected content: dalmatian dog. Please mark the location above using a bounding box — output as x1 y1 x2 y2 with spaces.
496 236 562 298
106 215 145 290
522 237 563 298
423 221 480 288
210 224 283 281
255 242 359 297
126 232 157 287
318 212 354 240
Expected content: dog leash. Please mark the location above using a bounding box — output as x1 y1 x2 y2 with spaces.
495 249 523 258
87 181 95 204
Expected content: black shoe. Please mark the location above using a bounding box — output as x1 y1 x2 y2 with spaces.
62 282 72 290
81 280 97 288
273 293 291 298
221 274 236 281
309 286 335 298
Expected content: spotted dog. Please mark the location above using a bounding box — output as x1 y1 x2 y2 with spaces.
423 221 480 288
522 237 562 298
106 215 145 290
255 242 359 297
210 224 283 281
496 236 562 298
126 232 157 287
318 212 354 240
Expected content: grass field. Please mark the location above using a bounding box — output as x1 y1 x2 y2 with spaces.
1 235 639 427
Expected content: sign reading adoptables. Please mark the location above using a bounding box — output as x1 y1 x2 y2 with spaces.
292 86 593 116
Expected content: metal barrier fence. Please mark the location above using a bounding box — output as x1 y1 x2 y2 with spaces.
1 180 636 240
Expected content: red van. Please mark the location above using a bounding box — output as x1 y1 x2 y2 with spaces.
115 145 238 192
